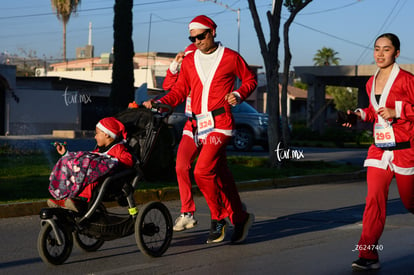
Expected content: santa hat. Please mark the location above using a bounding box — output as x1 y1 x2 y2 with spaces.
184 43 197 56
188 15 217 32
96 117 127 140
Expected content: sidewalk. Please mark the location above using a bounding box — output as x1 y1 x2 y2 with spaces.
0 170 366 219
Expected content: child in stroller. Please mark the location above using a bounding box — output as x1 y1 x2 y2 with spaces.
37 104 174 265
47 116 134 212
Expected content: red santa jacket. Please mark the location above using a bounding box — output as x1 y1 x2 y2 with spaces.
163 69 179 91
93 142 134 168
358 64 414 174
159 44 257 137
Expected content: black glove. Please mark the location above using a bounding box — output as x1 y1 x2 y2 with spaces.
336 111 358 126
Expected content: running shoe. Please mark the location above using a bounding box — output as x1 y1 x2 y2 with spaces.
173 212 198 231
206 219 227 243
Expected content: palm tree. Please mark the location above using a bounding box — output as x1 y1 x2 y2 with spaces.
50 0 81 61
313 47 340 66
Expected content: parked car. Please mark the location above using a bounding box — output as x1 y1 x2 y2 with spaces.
167 102 268 151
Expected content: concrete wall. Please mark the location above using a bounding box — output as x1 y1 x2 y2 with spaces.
45 67 168 89
8 88 80 135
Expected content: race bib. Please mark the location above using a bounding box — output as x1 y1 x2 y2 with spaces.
374 123 396 148
196 112 214 140
185 97 192 117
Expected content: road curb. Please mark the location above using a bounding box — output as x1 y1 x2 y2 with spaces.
0 170 366 219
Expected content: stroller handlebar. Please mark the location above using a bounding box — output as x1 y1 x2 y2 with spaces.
150 102 173 117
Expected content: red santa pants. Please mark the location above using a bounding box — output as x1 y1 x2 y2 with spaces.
358 166 414 259
176 133 247 224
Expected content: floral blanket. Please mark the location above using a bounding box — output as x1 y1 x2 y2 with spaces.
49 151 119 199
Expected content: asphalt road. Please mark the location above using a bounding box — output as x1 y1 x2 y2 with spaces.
1 179 414 274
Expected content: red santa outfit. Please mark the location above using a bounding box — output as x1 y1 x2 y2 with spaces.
356 63 414 260
159 17 257 225
164 43 232 221
77 117 134 201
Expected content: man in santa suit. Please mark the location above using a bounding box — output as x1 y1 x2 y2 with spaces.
144 15 256 244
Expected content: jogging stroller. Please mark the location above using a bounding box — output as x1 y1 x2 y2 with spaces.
37 103 175 265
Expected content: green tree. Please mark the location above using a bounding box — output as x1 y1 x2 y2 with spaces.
293 80 308 90
248 0 312 167
326 86 358 112
50 0 81 61
313 47 356 112
313 47 340 66
109 0 135 114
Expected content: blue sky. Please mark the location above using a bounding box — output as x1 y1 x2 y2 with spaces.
1 0 413 71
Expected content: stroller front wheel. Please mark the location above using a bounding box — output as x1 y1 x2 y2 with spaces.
37 223 73 265
135 201 173 257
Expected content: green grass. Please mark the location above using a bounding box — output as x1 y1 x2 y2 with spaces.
0 154 54 203
0 152 361 204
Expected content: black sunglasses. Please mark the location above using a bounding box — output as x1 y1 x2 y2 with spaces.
188 30 210 43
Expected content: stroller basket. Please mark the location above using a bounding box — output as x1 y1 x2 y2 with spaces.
86 213 134 241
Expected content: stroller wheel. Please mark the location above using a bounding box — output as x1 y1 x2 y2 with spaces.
73 231 105 252
37 223 73 265
135 201 173 257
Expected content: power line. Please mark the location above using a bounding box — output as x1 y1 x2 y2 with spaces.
299 1 362 16
354 0 403 64
289 16 414 63
0 0 181 20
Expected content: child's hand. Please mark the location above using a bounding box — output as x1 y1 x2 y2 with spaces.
51 142 67 155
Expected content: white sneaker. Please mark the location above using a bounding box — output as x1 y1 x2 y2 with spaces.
173 213 198 231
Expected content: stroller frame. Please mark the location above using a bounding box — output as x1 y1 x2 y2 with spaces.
37 103 174 265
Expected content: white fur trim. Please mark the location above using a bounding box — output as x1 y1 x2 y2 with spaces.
370 63 400 127
189 22 210 30
355 108 366 121
395 101 402 118
213 129 233 136
364 150 394 170
169 60 180 74
184 50 194 56
96 122 117 139
363 149 414 175
183 130 193 138
232 91 241 103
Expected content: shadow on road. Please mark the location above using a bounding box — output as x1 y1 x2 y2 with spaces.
248 198 407 244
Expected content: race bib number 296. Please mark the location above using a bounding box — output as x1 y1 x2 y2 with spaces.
374 123 396 148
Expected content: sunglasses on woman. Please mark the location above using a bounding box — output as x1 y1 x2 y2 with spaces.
188 30 210 43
